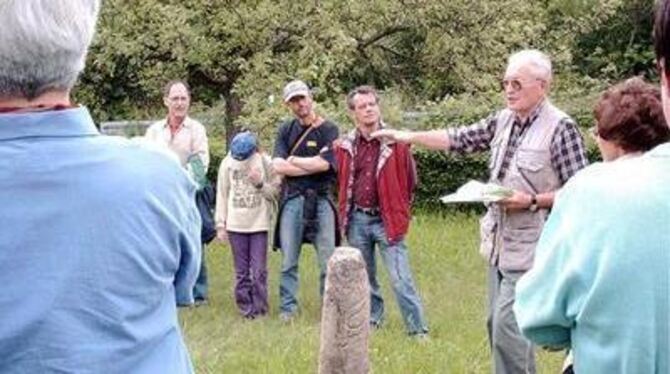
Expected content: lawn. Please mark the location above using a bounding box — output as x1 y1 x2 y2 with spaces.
179 211 564 373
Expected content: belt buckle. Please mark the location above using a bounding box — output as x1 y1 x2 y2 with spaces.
355 205 379 216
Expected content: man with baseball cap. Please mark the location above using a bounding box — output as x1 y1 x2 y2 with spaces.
272 80 340 321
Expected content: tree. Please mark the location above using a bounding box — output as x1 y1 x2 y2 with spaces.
75 0 652 145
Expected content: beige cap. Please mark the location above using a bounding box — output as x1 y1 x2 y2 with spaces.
282 80 310 102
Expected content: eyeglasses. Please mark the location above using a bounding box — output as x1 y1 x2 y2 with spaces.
167 96 189 103
500 78 544 92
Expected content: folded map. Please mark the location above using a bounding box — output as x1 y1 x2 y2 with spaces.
440 180 514 204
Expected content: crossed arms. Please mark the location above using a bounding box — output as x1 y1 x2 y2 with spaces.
272 155 330 177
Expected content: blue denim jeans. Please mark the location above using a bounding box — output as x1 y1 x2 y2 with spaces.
347 211 428 335
279 195 336 314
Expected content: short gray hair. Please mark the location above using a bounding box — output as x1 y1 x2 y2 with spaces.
0 0 100 99
507 49 553 82
346 85 379 110
163 80 191 98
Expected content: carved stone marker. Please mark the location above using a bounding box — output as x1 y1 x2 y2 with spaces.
318 246 370 374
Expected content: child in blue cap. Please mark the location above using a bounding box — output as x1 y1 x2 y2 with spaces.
214 131 280 318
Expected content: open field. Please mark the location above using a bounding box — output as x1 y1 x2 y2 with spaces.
179 212 564 373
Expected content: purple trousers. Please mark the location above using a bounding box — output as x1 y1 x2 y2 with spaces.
228 231 268 317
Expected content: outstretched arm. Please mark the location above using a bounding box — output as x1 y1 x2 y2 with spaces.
373 113 498 155
372 129 451 151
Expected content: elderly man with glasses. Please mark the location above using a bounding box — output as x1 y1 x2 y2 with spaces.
373 49 588 374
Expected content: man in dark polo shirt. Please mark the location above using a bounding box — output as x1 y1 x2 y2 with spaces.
272 80 340 321
335 85 428 338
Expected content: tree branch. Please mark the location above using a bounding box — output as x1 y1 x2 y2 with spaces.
374 44 413 60
357 26 411 50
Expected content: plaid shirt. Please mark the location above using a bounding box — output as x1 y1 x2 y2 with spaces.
446 102 588 184
352 134 381 209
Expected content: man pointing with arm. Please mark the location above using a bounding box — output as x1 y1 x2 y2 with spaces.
374 50 588 373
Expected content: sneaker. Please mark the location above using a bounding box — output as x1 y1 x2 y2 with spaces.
193 299 208 307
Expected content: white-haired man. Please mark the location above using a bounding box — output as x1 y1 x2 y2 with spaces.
374 50 588 373
0 1 200 372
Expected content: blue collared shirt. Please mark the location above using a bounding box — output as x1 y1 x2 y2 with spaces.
0 107 201 373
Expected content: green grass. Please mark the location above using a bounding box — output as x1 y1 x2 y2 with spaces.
179 212 564 373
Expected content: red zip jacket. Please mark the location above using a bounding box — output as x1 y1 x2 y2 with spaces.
335 129 417 243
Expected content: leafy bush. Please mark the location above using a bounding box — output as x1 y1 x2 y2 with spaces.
413 149 489 211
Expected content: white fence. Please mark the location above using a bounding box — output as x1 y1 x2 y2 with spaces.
99 120 156 137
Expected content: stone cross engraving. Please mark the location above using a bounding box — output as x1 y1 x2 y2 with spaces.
318 246 370 374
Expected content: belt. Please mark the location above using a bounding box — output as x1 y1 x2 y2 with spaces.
354 205 380 216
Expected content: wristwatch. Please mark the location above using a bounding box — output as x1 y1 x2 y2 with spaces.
528 194 539 212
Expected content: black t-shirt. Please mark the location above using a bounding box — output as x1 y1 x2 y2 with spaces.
272 118 339 195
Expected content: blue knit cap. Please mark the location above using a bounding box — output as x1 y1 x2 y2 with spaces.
230 131 257 161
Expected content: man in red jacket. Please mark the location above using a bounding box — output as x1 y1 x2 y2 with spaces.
335 85 428 338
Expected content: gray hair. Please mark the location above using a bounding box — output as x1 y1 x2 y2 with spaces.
163 80 191 98
0 0 100 100
507 49 553 82
346 85 380 110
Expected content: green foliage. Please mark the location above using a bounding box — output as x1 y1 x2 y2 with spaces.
571 0 657 79
413 150 489 210
206 135 226 185
83 0 633 210
78 0 653 143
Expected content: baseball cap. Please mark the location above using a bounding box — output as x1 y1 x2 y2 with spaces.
282 80 310 102
230 131 257 161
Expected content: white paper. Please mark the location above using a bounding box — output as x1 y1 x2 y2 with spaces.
440 180 514 204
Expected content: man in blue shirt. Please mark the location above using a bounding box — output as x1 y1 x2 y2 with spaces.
0 1 201 373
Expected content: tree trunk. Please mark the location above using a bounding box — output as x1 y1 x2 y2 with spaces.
224 91 243 147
